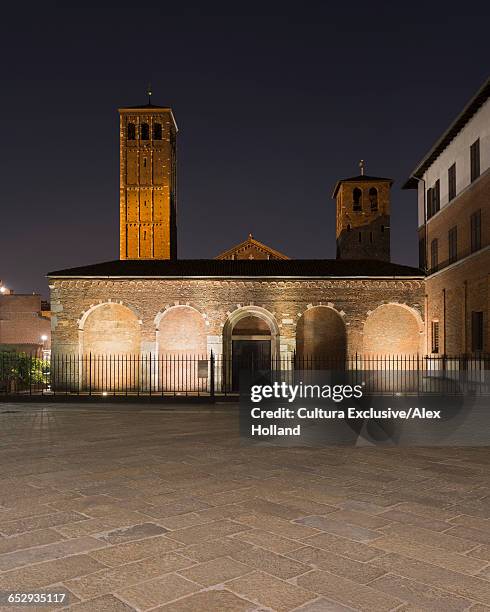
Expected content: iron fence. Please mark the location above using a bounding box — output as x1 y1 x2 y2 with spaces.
0 352 488 399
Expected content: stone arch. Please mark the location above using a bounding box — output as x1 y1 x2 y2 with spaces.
78 301 142 332
79 302 142 391
296 306 347 364
156 305 208 392
80 302 141 355
363 303 423 356
223 305 280 362
156 305 207 356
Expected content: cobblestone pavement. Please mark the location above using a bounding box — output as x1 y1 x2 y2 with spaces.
0 403 488 611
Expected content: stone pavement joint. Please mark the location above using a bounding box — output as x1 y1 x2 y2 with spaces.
0 402 487 611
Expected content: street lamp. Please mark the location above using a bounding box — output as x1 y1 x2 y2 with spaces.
40 334 50 362
0 286 6 294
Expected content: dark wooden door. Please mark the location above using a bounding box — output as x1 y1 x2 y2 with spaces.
232 340 271 391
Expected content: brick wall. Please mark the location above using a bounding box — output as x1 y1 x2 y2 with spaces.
296 306 346 359
336 180 391 261
0 294 51 349
120 109 177 260
49 277 425 358
425 249 490 354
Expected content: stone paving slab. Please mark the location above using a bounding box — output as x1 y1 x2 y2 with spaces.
0 403 487 612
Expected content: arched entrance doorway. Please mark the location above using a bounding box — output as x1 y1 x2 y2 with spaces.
223 307 280 391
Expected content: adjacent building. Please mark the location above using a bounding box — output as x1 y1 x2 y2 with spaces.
404 78 489 355
0 283 51 353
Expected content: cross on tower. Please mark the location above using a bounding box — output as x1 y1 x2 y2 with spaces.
359 159 365 176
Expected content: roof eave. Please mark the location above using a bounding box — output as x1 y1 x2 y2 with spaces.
48 274 425 280
118 106 178 132
332 177 394 199
402 77 490 188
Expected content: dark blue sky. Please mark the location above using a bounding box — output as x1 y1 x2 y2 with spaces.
1 4 489 297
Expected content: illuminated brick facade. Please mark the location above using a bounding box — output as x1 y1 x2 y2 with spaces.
334 176 391 261
0 294 51 352
49 275 425 360
119 105 177 260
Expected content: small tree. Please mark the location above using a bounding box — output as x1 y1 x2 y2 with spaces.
0 352 49 392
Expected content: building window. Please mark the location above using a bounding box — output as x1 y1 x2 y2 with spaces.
470 139 480 182
448 163 456 201
419 237 426 270
427 181 440 219
369 231 373 243
448 226 457 264
471 311 484 352
470 209 482 252
127 123 136 140
347 223 351 231
358 232 362 243
381 225 385 233
143 157 147 168
140 123 150 140
431 321 440 354
426 187 433 219
153 123 163 140
353 188 362 211
369 187 378 211
430 238 438 272
433 179 440 214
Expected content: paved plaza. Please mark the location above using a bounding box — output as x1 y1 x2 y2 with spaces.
0 402 488 611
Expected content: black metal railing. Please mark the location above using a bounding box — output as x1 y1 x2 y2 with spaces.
0 352 488 399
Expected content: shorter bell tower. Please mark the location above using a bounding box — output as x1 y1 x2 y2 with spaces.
333 163 392 261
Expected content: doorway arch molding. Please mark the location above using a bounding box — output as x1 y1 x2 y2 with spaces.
222 305 280 362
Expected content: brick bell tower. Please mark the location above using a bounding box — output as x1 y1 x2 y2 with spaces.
119 90 178 260
333 162 392 261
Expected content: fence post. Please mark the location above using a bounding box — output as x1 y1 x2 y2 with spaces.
210 351 215 401
149 352 152 397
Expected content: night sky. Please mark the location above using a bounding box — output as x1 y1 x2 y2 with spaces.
1 4 489 298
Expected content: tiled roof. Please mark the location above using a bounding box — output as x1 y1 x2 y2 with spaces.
332 175 393 198
48 259 423 278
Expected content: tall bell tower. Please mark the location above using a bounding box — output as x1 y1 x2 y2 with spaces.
119 96 177 260
333 162 392 261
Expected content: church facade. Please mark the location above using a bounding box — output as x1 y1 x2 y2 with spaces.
48 102 425 389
